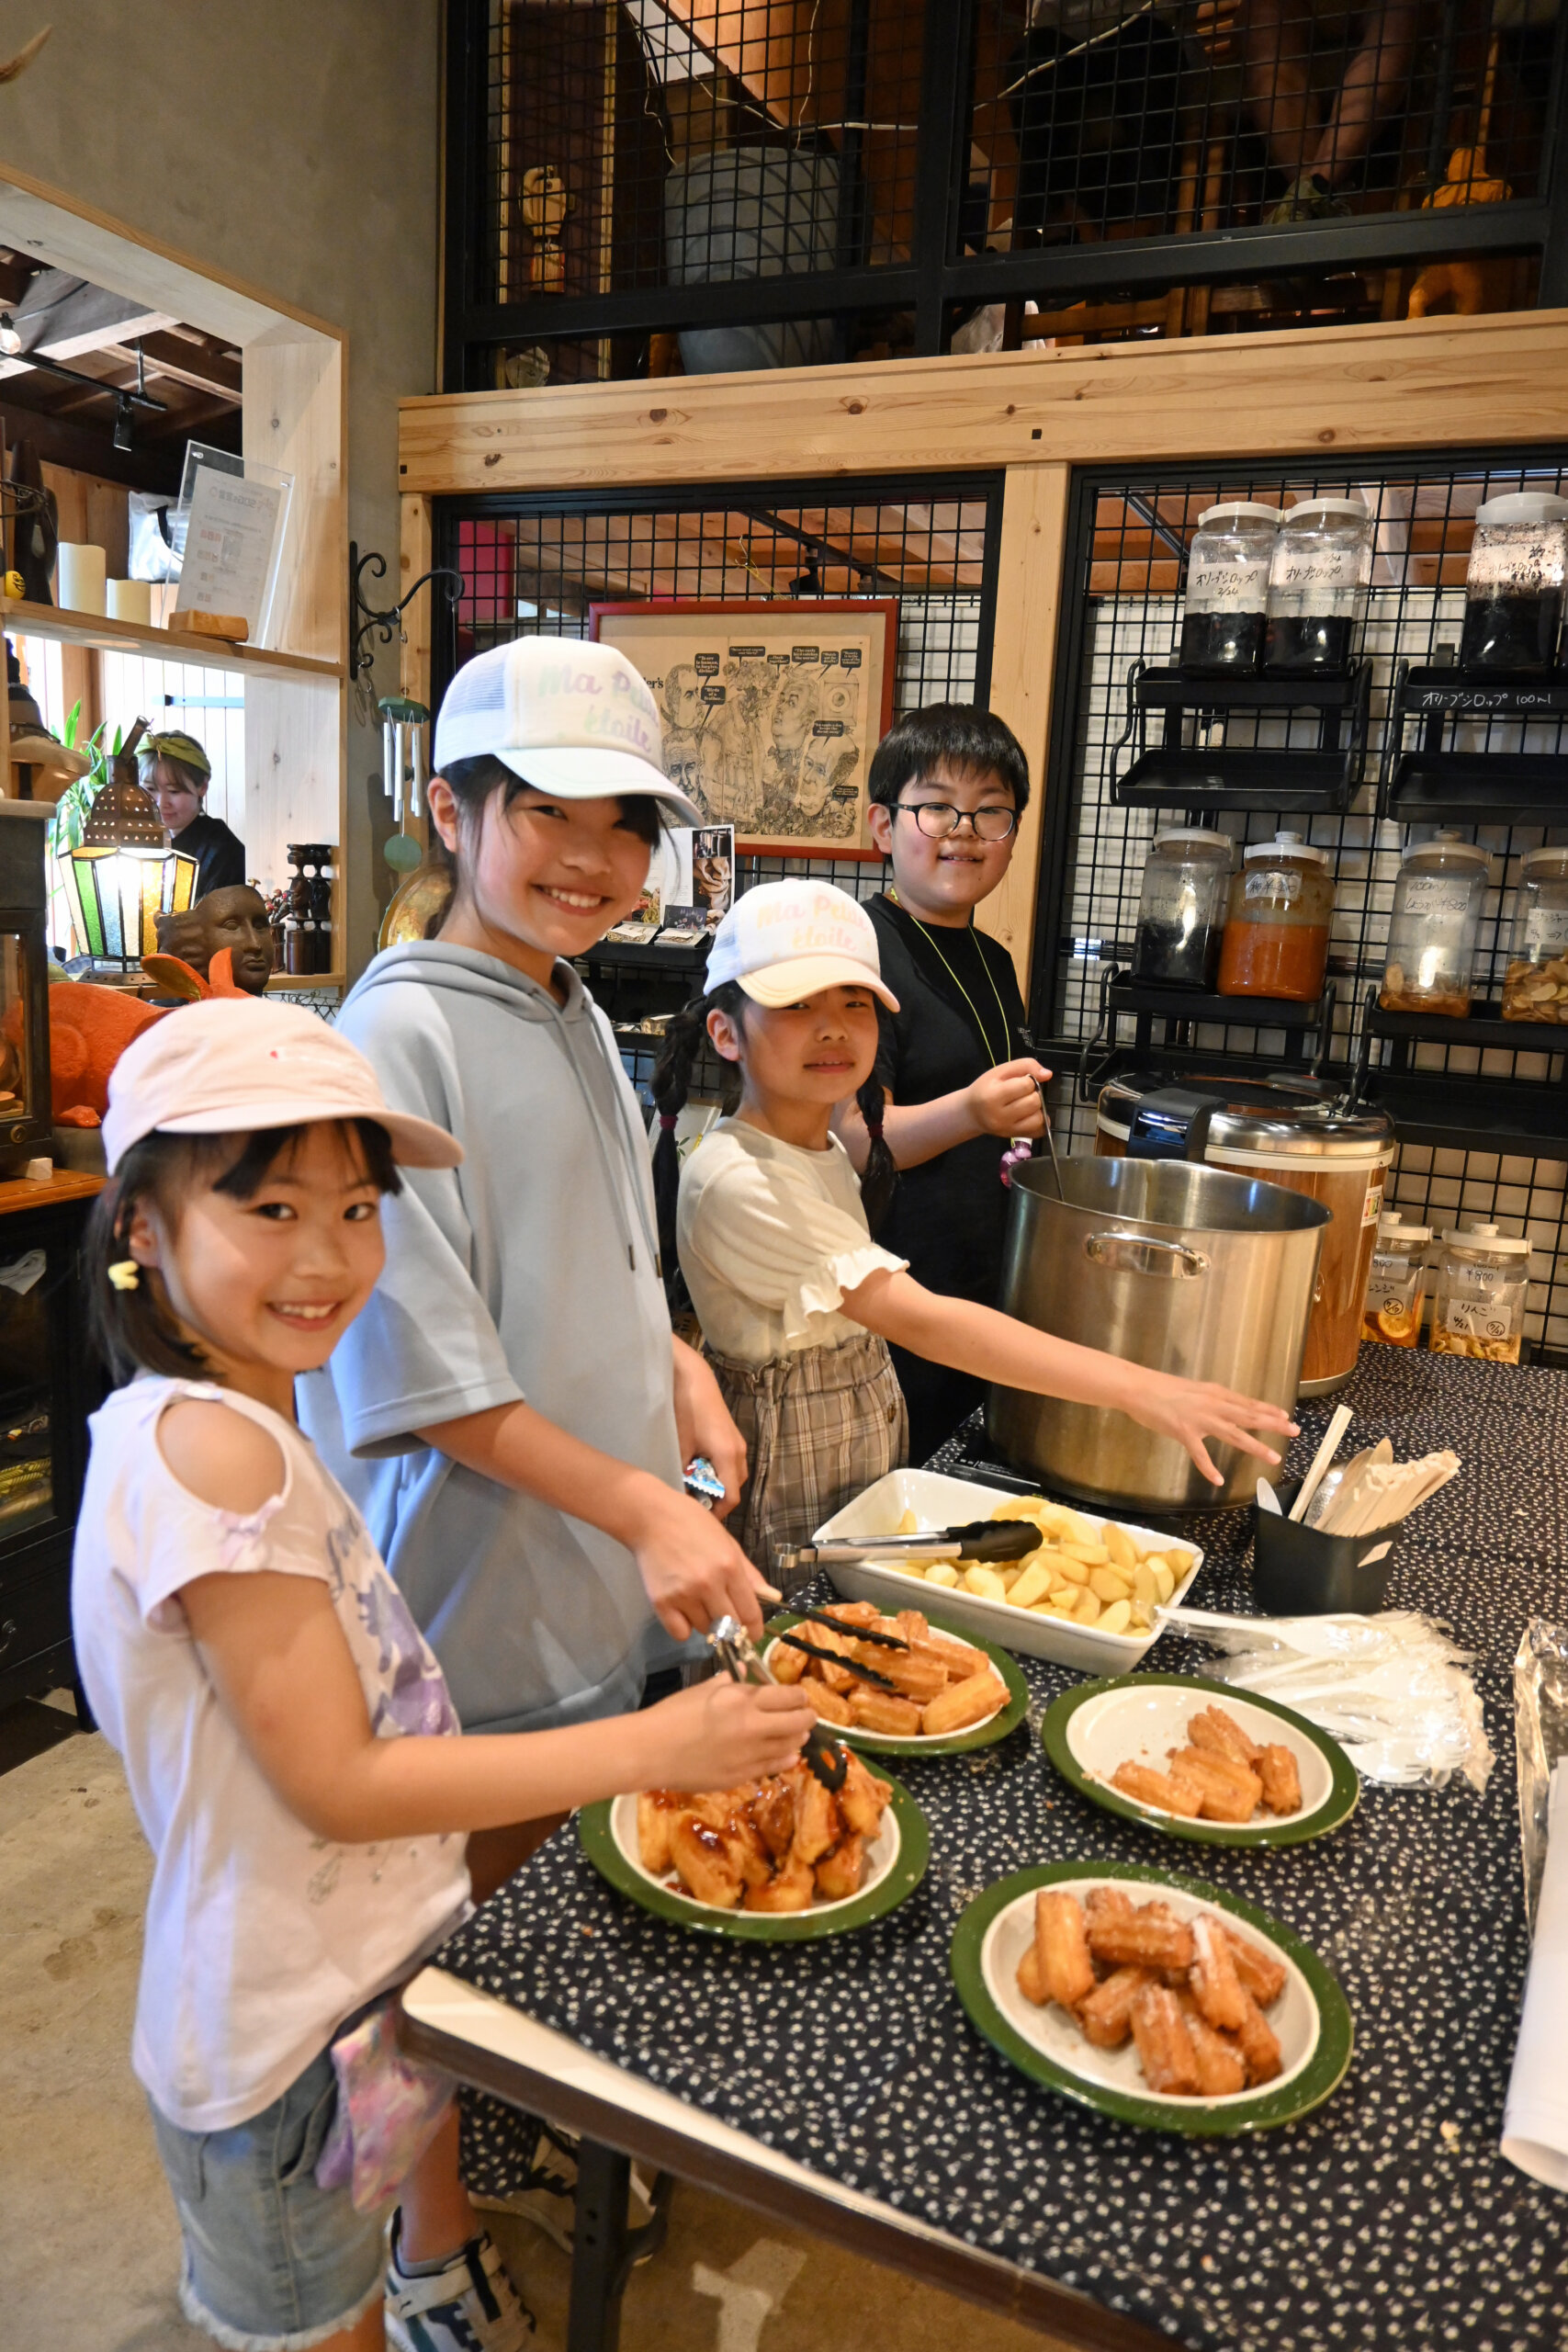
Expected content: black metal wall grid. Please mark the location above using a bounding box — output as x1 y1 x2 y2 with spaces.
431 469 1003 894
1032 446 1568 1356
445 0 1568 385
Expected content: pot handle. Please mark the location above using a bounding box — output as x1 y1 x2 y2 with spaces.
1085 1229 1210 1279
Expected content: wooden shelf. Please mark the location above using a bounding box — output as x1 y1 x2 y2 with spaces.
0 596 344 684
265 971 346 992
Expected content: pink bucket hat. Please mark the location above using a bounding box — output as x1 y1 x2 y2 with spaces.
102 999 463 1174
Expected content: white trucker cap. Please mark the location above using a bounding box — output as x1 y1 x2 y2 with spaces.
433 637 703 824
707 879 900 1012
103 999 464 1173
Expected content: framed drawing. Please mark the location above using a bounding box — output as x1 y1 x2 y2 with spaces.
590 599 898 856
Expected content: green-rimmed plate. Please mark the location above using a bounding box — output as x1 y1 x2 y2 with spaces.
951 1860 1353 2135
579 1773 930 1941
1042 1674 1359 1848
760 1608 1030 1757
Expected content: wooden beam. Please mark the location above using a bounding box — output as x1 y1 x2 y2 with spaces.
976 464 1069 995
99 331 243 402
400 308 1568 494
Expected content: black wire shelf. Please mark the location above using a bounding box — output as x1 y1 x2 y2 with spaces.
1380 661 1568 822
1111 660 1372 814
1367 998 1568 1053
1107 971 1333 1031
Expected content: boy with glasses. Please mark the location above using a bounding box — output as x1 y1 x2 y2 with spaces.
834 704 1051 1461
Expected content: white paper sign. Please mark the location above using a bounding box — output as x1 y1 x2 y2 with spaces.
174 469 283 637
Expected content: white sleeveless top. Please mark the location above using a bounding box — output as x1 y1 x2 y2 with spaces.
72 1376 470 2132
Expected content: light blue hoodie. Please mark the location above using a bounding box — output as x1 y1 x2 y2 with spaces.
298 941 682 1734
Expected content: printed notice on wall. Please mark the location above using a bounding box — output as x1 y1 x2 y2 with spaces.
174 468 283 639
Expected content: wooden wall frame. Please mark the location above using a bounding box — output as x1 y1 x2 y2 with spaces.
399 307 1568 986
0 164 347 975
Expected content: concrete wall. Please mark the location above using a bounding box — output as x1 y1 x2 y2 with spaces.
0 0 442 971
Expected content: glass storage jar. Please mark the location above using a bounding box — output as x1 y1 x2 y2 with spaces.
1503 844 1568 1022
1430 1223 1530 1363
1379 831 1490 1018
1360 1211 1431 1348
1130 828 1234 988
1179 503 1280 674
1264 497 1375 673
1459 491 1568 673
1216 831 1334 1001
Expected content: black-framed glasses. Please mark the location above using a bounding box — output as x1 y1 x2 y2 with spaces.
890 798 1019 842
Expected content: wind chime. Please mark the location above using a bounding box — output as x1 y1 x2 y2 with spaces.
378 695 429 875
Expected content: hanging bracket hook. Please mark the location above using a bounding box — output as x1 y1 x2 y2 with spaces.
350 539 465 687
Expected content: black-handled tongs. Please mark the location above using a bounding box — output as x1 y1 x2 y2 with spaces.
708 1612 847 1791
774 1518 1041 1576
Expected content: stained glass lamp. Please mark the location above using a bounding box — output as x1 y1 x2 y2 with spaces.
59 763 198 968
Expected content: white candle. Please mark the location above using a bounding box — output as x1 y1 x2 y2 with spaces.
107 578 152 626
57 543 107 614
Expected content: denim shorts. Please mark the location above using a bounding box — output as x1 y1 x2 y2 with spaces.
148 2047 387 2352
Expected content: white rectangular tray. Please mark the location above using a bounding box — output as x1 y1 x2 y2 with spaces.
812 1467 1202 1677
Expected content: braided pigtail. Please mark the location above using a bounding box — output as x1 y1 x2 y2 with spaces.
856 1072 899 1236
650 981 747 1313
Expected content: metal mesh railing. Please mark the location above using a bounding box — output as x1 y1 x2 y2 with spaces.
965 0 1559 257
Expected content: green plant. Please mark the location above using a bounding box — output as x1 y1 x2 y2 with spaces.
49 704 117 855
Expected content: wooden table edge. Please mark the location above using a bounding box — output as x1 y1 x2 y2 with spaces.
399 1970 1173 2352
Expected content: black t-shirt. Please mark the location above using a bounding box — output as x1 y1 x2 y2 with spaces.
171 810 246 901
866 892 1028 1309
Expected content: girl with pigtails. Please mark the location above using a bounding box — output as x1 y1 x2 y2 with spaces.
652 879 1299 1575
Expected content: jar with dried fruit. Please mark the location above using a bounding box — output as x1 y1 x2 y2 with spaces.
1429 1223 1530 1363
1360 1211 1431 1348
1379 831 1490 1019
1216 832 1334 1001
1502 845 1568 1023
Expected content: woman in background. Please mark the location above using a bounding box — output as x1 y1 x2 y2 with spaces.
141 729 245 898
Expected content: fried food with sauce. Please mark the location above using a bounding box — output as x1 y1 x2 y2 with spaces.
638 1751 890 1914
772 1601 1006 1738
1036 1889 1098 2008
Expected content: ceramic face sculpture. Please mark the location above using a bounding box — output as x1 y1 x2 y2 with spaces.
153 885 275 995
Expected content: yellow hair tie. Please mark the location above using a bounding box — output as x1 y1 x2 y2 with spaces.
107 1260 141 1292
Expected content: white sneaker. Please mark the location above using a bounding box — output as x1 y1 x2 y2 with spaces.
384 2215 534 2351
468 2127 660 2262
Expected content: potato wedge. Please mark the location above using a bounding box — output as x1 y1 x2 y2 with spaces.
1008 1558 1055 1611
964 1563 1008 1601
1102 1522 1137 1572
1089 1566 1131 1603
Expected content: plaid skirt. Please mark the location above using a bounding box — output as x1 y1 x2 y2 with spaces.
707 1330 908 1574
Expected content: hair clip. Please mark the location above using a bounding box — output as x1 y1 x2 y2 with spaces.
107 1260 141 1292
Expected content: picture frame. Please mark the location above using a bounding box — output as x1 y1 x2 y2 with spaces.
590 598 899 857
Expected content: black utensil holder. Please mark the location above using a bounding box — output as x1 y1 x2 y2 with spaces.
1252 1476 1405 1613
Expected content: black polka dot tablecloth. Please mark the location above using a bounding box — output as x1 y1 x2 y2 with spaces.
437 1349 1568 2352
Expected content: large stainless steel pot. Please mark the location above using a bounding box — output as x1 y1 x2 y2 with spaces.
987 1156 1330 1514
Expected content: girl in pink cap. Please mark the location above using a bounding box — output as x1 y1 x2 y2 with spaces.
652 881 1297 1570
73 1000 813 2352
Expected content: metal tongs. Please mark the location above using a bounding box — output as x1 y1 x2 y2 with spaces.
1018 1023 1065 1198
708 1612 848 1791
774 1517 1042 1576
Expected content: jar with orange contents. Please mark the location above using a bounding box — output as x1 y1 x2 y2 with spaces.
1360 1212 1430 1348
1216 833 1334 1001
